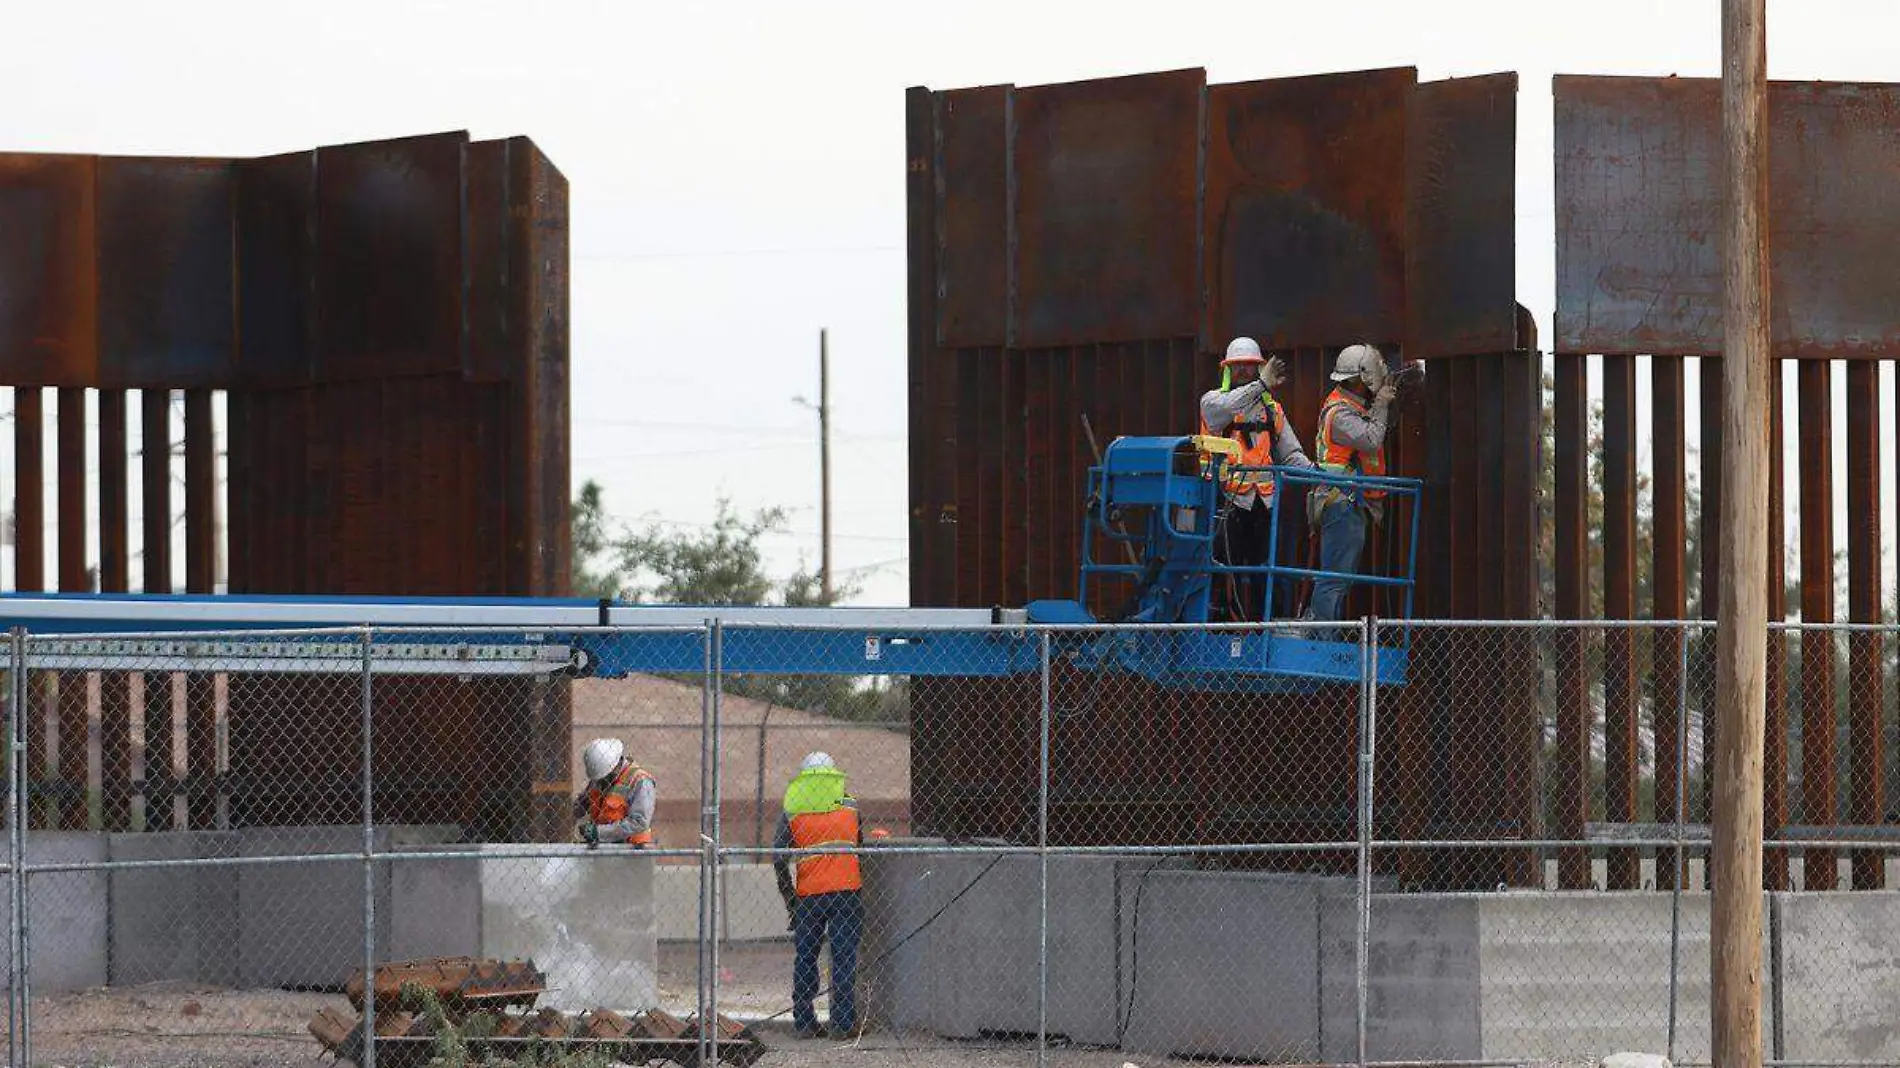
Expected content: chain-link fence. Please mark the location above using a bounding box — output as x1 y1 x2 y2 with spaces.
0 618 1895 1067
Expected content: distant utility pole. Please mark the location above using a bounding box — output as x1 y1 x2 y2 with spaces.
820 329 833 603
1714 0 1770 1065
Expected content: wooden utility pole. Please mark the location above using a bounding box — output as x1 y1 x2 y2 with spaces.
1714 0 1770 1064
819 329 833 603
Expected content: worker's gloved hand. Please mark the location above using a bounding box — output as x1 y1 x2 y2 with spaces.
1374 383 1398 405
577 821 600 849
1262 356 1288 390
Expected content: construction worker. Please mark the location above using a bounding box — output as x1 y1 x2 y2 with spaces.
574 738 656 849
773 752 863 1039
1307 344 1396 627
1199 336 1314 621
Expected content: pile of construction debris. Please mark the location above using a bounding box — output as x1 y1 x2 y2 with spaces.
310 956 766 1067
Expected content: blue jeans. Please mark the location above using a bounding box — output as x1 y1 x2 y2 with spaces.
792 890 862 1032
1308 498 1368 625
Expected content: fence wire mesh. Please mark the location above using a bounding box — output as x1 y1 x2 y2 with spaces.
0 620 1895 1067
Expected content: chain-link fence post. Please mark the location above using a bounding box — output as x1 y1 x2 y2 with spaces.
360 626 377 1068
1356 617 1378 1068
7 627 23 1068
1037 629 1052 1068
1667 621 1691 1062
710 618 724 1060
696 621 713 1068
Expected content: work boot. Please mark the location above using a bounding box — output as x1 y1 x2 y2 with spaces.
833 1021 868 1040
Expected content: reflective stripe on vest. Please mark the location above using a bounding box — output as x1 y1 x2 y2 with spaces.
588 763 655 846
1316 388 1386 501
789 806 862 897
1199 395 1287 502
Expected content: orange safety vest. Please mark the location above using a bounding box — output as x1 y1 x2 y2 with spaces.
1200 394 1289 503
586 762 656 846
1316 387 1387 501
789 806 862 897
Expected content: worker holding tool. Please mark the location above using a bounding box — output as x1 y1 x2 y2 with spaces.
1307 343 1396 629
573 738 656 849
773 752 864 1039
1198 336 1314 622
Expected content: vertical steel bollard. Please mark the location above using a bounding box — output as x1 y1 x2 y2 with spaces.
1356 618 1378 1068
1037 630 1052 1068
1667 621 1692 1062
360 628 377 1068
8 628 24 1068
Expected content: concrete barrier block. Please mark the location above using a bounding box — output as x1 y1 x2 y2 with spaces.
860 844 964 1035
107 831 241 986
1776 890 1900 1062
386 846 481 962
719 862 789 942
1117 870 1321 1062
1320 888 1481 1063
10 833 109 994
480 846 657 1012
653 862 701 943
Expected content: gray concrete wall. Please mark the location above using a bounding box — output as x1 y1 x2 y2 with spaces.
107 831 241 986
1776 891 1900 1063
7 833 109 994
1319 889 1481 1063
480 846 657 1012
654 862 788 944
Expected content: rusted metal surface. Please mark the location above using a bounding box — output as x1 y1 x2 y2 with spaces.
463 140 511 384
1205 68 1410 350
1407 74 1520 357
55 673 87 829
346 957 545 1013
1846 361 1884 887
0 155 98 385
1797 361 1838 890
506 138 572 602
1652 356 1686 889
1697 360 1722 861
1552 354 1588 888
97 158 235 387
907 88 956 608
234 150 316 388
1011 69 1202 348
99 389 134 831
141 389 173 593
316 133 465 382
1600 355 1639 890
935 86 1011 348
15 387 44 591
1765 361 1789 890
1556 76 1900 358
58 386 89 593
184 389 216 593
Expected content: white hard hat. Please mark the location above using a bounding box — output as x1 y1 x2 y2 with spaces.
1220 337 1265 366
1331 344 1384 383
582 738 625 782
801 751 837 772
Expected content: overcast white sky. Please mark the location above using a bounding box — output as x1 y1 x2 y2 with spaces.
4 0 1899 607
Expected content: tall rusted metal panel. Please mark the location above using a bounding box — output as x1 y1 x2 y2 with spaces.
1601 356 1639 890
97 158 235 387
1205 68 1410 350
0 156 99 386
1408 75 1520 357
1766 363 1789 890
1011 69 1202 348
1553 354 1589 888
1557 76 1900 359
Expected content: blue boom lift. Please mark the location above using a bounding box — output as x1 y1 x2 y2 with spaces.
0 437 1414 689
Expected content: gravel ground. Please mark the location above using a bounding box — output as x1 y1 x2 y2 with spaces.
8 973 1150 1068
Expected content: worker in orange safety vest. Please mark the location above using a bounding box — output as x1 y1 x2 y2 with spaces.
1198 336 1315 621
573 738 656 848
1307 343 1396 629
773 752 864 1039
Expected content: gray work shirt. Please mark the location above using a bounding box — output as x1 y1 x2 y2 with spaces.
1198 381 1314 510
573 774 656 845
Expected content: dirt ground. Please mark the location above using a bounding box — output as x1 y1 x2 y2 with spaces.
9 970 1151 1068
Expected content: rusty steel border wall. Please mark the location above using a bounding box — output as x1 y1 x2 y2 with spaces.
906 67 1542 888
0 132 573 841
1554 75 1900 893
